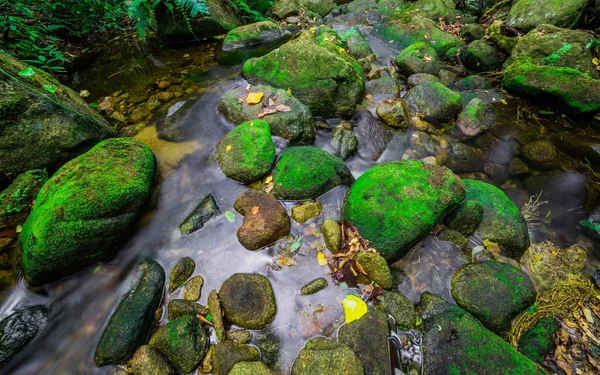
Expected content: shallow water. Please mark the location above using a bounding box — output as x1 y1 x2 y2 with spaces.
2 14 600 375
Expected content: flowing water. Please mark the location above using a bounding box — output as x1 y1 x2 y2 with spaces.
1 16 600 375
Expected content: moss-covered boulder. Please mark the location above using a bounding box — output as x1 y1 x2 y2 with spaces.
456 75 491 91
271 146 354 200
270 0 300 18
242 29 364 118
342 161 465 262
230 361 277 375
339 27 373 60
0 52 114 175
291 338 364 375
299 0 334 16
355 251 392 289
20 138 157 286
338 310 389 375
217 120 275 183
461 39 504 73
451 261 536 336
376 98 410 130
219 273 277 329
458 179 530 257
218 84 314 144
455 98 487 139
461 24 485 43
212 341 260 375
95 259 165 366
444 200 483 236
223 20 287 52
130 345 174 375
405 81 463 121
503 58 600 115
506 0 588 32
375 291 415 329
344 0 377 14
0 306 48 367
0 169 47 228
395 42 440 76
422 305 547 374
148 315 209 373
519 316 560 364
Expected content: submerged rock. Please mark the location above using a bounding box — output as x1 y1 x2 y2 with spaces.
219 273 276 329
395 42 440 77
156 97 201 141
169 257 195 293
338 310 389 375
20 138 157 286
405 81 463 121
445 142 484 173
179 194 220 236
506 0 588 32
130 345 174 375
212 341 260 375
331 126 358 160
521 140 559 170
0 169 47 228
300 278 328 295
223 20 287 51
0 306 48 367
291 337 363 375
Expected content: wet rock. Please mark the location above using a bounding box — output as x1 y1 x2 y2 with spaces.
342 161 465 262
155 91 173 103
271 146 354 200
234 189 290 250
0 306 48 367
437 228 469 248
0 170 47 228
21 138 156 286
508 157 532 178
483 162 509 185
340 26 373 59
405 81 463 121
226 329 251 345
291 201 323 223
230 361 277 375
243 28 364 118
338 310 389 375
331 126 359 160
299 304 342 337
322 219 342 253
461 24 485 43
451 260 536 335
374 291 415 328
291 337 363 375
256 332 282 371
156 97 200 141
218 84 314 144
130 345 174 375
455 98 487 139
444 200 483 236
95 259 165 366
301 278 328 295
365 77 401 96
223 21 287 52
184 275 204 302
521 140 559 170
437 69 459 86
169 257 195 293
519 316 560 364
344 0 377 14
211 341 260 375
407 73 441 87
355 251 392 288
167 299 209 320
410 131 436 157
0 52 114 175
366 68 382 81
271 0 300 18
376 98 410 130
352 111 395 160
461 39 504 73
219 273 276 329
524 170 588 209
179 194 220 236
148 315 210 373
217 120 275 183
455 75 491 90
445 142 484 173
395 42 440 77
208 289 225 341
506 0 588 32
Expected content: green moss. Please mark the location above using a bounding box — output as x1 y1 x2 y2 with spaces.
222 20 284 51
395 41 440 76
519 316 560 363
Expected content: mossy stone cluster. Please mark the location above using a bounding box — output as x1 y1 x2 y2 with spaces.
222 20 286 52
291 337 363 375
342 161 465 262
395 42 441 76
20 138 157 286
405 81 463 121
219 273 277 329
0 169 47 228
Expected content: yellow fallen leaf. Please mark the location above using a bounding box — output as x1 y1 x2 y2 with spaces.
317 251 327 265
226 145 232 151
246 92 264 104
264 175 273 184
500 99 508 105
342 295 367 324
286 88 292 95
593 57 599 66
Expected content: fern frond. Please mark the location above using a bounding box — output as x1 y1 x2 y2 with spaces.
175 0 209 17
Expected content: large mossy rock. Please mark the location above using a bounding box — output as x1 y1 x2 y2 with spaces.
216 120 275 183
222 21 287 52
405 81 463 121
20 138 157 286
271 146 354 200
0 52 114 175
291 338 364 375
218 84 314 144
461 39 504 73
506 0 588 32
0 169 47 228
519 316 560 364
503 57 600 115
219 273 277 329
422 305 547 375
455 179 529 258
148 315 210 373
95 259 165 366
242 29 365 119
451 260 536 336
395 42 441 76
342 161 465 262
339 27 373 60
0 306 48 367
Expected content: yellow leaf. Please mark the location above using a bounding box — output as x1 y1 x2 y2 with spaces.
593 58 599 66
226 145 232 151
246 92 264 104
342 295 367 324
264 175 273 184
251 206 260 215
286 88 292 95
317 251 327 266
500 99 508 105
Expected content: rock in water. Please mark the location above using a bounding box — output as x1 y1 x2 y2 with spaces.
230 361 277 375
355 252 392 289
451 260 536 336
169 257 195 293
219 273 277 329
405 81 463 121
395 42 441 76
291 337 363 375
506 0 588 32
222 21 287 52
300 278 328 295
179 194 220 236
271 146 354 200
374 291 416 329
130 345 174 375
339 27 373 60
376 98 410 130
218 84 314 144
148 315 210 373
0 52 114 175
0 169 47 228
461 39 504 73
167 299 208 320
331 127 358 160
322 219 342 253
0 306 48 367
211 341 260 375
342 161 465 262
94 259 165 366
242 28 365 118
20 138 157 286
216 120 276 183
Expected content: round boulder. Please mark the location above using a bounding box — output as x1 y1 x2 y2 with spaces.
219 273 277 329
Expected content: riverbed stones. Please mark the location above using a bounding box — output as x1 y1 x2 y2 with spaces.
451 260 536 335
212 341 260 375
521 140 559 170
291 201 323 223
0 306 48 367
223 21 287 51
461 39 504 73
169 257 195 293
375 291 415 329
338 310 389 375
271 146 354 200
376 98 410 130
331 126 358 160
234 189 290 249
506 0 588 32
230 361 277 375
130 345 174 375
342 161 465 262
355 251 392 289
0 169 47 228
217 120 275 183
218 84 314 144
301 278 328 295
395 42 440 77
156 96 201 141
455 98 487 139
148 315 209 373
243 29 364 118
167 299 209 320
179 194 220 235
20 138 157 286
219 273 276 329
184 275 204 301
405 81 463 121
322 219 341 253
291 338 363 375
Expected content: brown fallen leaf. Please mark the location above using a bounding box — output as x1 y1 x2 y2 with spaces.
196 314 213 327
251 206 260 215
99 96 114 115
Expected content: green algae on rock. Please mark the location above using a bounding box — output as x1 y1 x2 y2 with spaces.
375 291 416 329
395 42 441 77
376 98 410 130
94 259 165 367
506 0 588 32
169 257 195 293
444 199 484 236
167 299 209 320
217 120 275 183
331 126 358 160
0 169 47 228
451 260 537 336
222 20 287 52
291 201 323 223
211 341 260 375
130 345 174 375
184 275 204 301
179 194 221 236
342 161 465 262
300 277 328 295
20 138 157 286
518 316 560 364
405 81 463 121
355 251 392 289
339 26 373 60
229 361 277 375
461 39 505 73
271 146 354 200
219 273 276 329
291 337 364 375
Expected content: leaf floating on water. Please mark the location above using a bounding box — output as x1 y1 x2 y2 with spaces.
251 206 260 215
225 211 236 222
317 251 327 266
342 295 367 324
290 237 302 253
246 92 264 104
18 67 35 77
